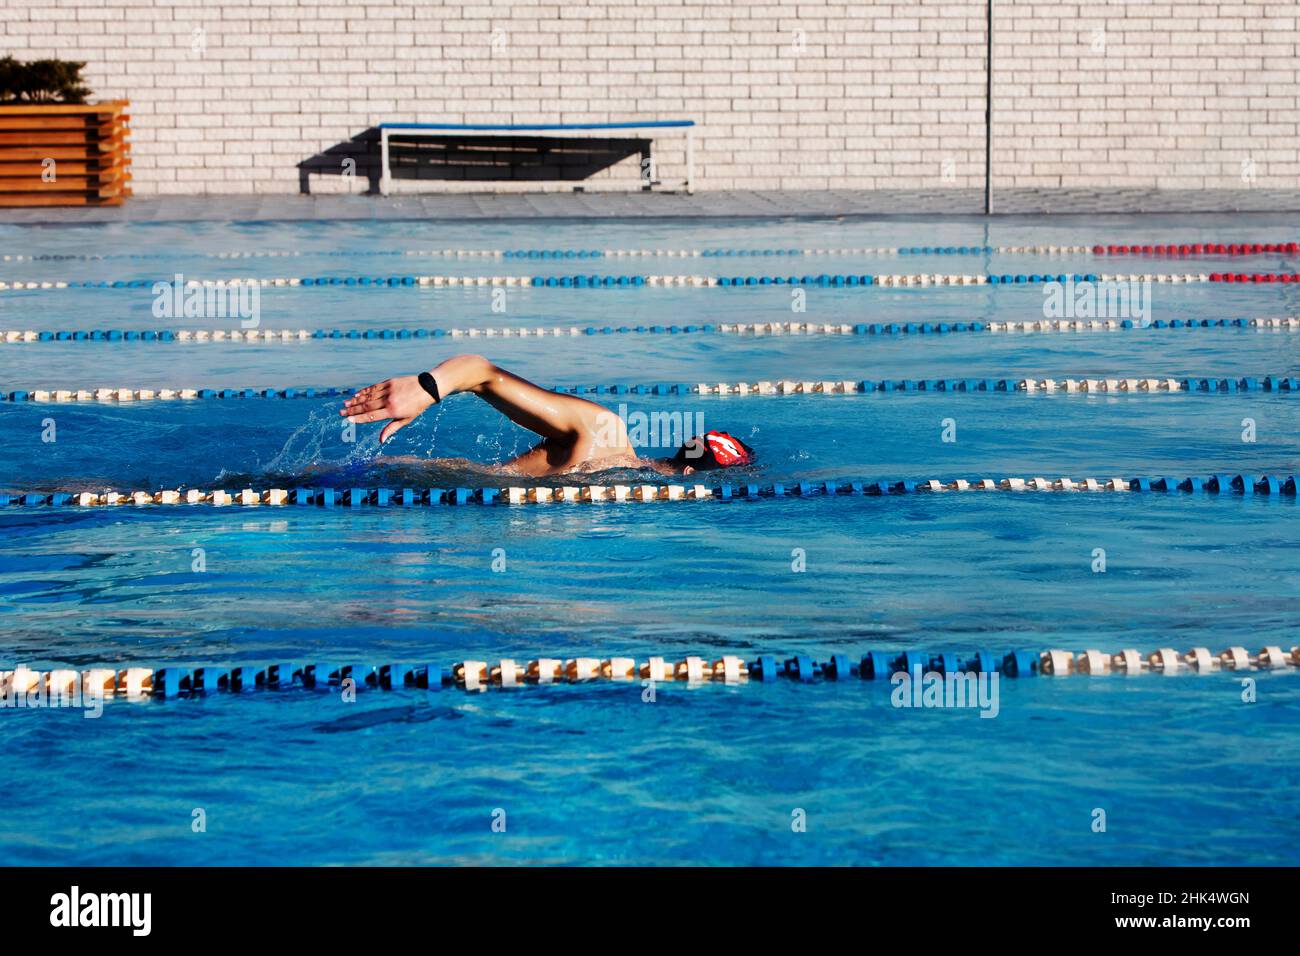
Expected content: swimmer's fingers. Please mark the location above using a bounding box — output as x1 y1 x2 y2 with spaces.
342 375 432 423
379 417 412 444
341 396 390 418
346 381 387 401
341 381 391 412
345 409 392 425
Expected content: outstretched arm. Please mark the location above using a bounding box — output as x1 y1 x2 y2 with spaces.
341 354 596 446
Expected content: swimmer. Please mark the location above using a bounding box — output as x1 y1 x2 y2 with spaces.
341 354 754 478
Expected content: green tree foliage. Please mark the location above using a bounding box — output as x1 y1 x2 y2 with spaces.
0 56 92 104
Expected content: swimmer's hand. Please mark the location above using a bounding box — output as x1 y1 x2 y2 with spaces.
341 375 436 444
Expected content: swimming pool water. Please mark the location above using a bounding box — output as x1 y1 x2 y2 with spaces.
2 214 1298 865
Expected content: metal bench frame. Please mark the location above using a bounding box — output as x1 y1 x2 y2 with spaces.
378 121 695 195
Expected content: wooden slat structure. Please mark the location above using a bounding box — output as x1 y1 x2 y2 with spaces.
0 102 131 206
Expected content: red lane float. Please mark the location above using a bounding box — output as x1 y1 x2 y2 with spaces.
1208 273 1300 283
1096 242 1299 256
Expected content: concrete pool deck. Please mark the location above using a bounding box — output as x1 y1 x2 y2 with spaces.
2 188 1300 226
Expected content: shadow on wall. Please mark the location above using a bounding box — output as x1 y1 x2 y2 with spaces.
297 129 651 194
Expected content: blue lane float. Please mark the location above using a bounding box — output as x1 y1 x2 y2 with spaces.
2 476 1297 510
4 644 1296 704
3 315 1298 344
10 271 1293 294
3 375 1297 404
4 240 1299 263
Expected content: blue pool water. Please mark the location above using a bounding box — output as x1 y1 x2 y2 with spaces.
1 214 1298 865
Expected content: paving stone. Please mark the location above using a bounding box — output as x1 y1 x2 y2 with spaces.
2 188 1299 225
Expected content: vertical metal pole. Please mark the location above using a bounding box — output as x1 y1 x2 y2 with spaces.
686 127 696 194
985 0 994 214
380 128 391 197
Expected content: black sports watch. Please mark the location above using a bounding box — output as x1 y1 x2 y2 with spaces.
417 371 441 404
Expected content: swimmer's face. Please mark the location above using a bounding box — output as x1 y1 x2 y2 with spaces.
671 430 755 473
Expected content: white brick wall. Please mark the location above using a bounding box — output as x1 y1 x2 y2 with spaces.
992 1 1300 190
2 0 1295 195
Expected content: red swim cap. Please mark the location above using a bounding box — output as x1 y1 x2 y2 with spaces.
673 430 755 469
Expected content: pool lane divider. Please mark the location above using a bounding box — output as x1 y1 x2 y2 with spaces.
4 316 1300 344
3 645 1297 703
4 376 1297 404
4 241 1298 262
3 475 1296 509
570 376 1298 396
5 272 1300 293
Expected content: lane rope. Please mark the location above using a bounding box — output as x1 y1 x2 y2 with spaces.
3 475 1297 509
4 376 1296 404
3 645 1297 702
4 316 1300 344
5 272 1300 293
4 241 1298 263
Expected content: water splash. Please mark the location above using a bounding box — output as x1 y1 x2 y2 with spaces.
259 404 382 474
